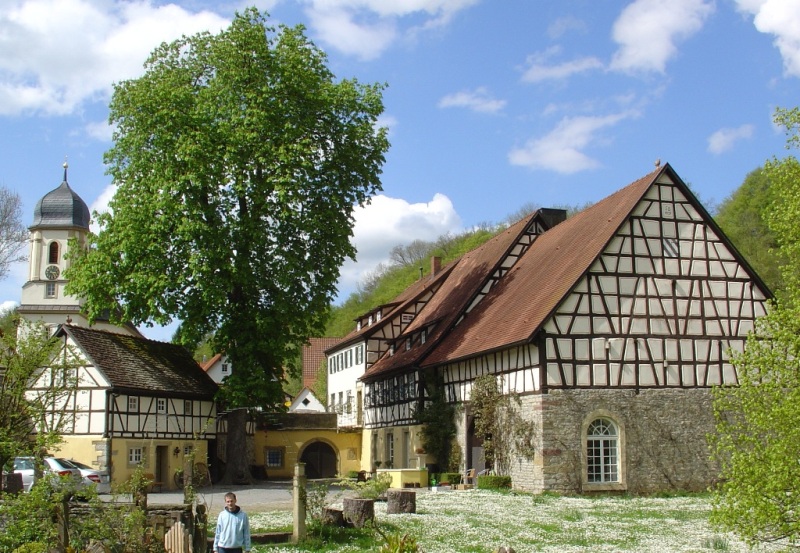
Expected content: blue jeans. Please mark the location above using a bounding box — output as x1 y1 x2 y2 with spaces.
217 548 243 553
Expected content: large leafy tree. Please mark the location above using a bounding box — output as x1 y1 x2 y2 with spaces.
66 9 389 483
711 107 800 545
714 167 784 295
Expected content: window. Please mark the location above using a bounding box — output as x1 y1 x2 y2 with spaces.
45 282 56 298
587 418 619 483
128 447 143 464
405 338 411 351
48 241 59 264
157 398 166 414
421 329 427 344
221 363 229 373
386 433 394 467
184 445 193 456
265 447 284 468
128 397 139 412
330 394 335 411
184 400 192 415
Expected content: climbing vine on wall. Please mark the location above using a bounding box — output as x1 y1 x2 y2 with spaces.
414 373 458 470
471 374 537 475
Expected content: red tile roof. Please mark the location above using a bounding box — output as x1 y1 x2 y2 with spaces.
423 166 662 366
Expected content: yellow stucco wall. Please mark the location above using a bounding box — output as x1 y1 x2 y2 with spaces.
362 424 431 471
109 438 210 491
254 429 362 478
49 435 106 468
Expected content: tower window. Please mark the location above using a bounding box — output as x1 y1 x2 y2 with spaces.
45 282 56 298
48 242 60 264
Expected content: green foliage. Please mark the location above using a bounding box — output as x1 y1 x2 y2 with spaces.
65 8 388 483
470 374 537 475
414 374 457 470
0 317 81 470
66 7 388 410
714 167 783 295
376 531 421 553
311 358 328 407
303 481 338 526
711 106 800 546
477 474 512 489
338 472 392 499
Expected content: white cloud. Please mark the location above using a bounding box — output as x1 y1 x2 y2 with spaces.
336 193 462 298
521 53 604 83
707 124 755 154
547 16 587 39
610 0 714 74
0 0 229 116
508 112 633 174
438 87 506 113
735 0 800 77
302 0 479 60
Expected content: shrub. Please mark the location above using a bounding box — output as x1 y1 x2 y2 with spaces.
477 475 512 489
339 472 392 500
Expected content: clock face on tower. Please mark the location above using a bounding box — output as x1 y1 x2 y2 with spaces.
45 265 60 280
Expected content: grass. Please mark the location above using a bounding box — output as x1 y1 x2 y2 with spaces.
247 489 790 552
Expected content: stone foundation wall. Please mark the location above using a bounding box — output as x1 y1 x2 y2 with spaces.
510 388 719 494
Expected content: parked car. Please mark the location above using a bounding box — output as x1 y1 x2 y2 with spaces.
13 456 84 493
68 459 110 494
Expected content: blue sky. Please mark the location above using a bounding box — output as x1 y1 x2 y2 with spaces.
1 0 799 341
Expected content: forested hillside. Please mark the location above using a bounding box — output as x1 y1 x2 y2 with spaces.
324 225 501 337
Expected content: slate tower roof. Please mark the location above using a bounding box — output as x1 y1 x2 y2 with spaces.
31 163 91 230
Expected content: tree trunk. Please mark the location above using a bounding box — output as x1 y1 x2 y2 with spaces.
343 498 374 528
321 507 346 527
386 490 416 514
221 408 252 485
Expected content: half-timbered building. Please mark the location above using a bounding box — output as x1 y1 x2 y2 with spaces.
20 167 218 490
333 163 770 493
38 325 218 489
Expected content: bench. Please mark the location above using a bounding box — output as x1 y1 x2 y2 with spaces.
144 473 164 493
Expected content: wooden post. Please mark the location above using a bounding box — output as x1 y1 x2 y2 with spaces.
292 462 307 543
56 496 69 553
183 458 193 504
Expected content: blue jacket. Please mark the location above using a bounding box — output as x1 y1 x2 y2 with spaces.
213 506 251 551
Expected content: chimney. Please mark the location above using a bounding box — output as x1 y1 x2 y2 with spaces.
431 256 442 276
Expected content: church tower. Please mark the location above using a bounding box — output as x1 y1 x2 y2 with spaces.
18 162 139 335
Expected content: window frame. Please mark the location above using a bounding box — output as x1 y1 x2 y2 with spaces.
581 410 626 492
265 446 285 469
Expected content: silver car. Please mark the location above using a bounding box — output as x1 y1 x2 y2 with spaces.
68 459 111 494
13 456 84 492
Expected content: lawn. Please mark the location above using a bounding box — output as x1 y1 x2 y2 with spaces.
247 489 790 552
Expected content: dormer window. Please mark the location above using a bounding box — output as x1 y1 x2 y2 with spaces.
405 338 411 351
368 315 373 325
389 344 395 356
376 311 382 321
357 321 362 331
421 329 427 344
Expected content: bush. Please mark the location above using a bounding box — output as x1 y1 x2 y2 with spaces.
438 472 461 485
477 475 511 489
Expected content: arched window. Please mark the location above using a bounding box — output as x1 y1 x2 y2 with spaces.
48 242 60 264
586 418 619 483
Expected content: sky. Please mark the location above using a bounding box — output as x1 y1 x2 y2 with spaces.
1 0 799 342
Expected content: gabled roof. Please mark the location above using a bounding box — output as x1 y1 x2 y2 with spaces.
422 163 771 367
58 324 218 398
422 166 662 366
358 163 766 378
325 262 455 353
362 211 541 382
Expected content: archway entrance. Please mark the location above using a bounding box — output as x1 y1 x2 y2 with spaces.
300 442 337 478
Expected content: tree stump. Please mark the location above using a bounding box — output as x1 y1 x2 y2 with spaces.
342 498 374 528
386 489 416 514
322 507 346 527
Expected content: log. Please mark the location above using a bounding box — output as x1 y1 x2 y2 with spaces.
342 498 375 528
322 507 346 527
386 489 416 514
